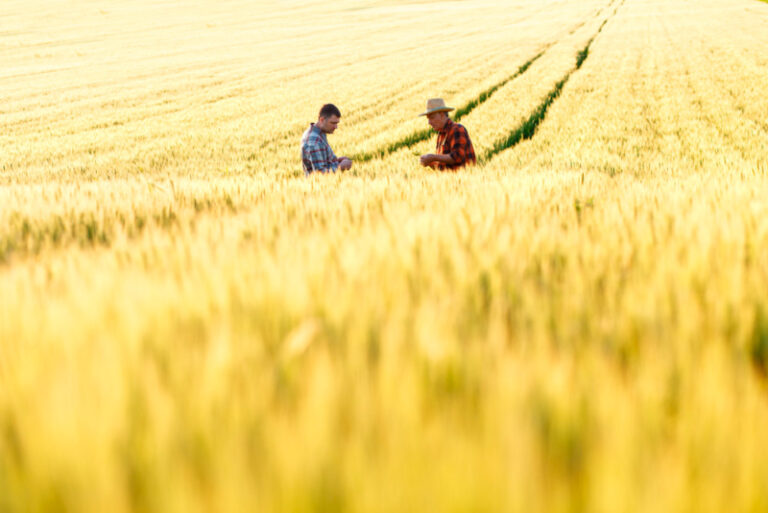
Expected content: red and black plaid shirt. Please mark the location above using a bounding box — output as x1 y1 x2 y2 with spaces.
435 119 476 170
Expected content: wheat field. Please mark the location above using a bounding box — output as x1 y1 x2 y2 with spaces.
2 0 768 511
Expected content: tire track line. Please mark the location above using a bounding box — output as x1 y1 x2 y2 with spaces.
482 4 622 163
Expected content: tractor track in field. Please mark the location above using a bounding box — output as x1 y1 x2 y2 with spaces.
481 1 623 163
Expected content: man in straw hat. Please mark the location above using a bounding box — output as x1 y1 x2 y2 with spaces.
301 103 353 175
418 98 476 171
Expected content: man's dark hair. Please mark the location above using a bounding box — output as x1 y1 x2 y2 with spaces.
319 103 341 119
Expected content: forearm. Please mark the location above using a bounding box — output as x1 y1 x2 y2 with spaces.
309 159 338 172
307 147 339 172
432 154 456 165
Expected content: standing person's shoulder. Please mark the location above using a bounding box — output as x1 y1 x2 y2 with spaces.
302 125 323 147
454 122 470 134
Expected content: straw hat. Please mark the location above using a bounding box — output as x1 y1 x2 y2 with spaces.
419 98 455 116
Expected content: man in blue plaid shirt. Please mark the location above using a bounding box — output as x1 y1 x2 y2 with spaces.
301 104 353 175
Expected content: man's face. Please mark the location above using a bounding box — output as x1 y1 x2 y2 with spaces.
426 111 448 131
318 115 340 134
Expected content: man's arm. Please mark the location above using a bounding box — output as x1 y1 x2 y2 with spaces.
446 126 471 166
420 126 472 168
420 154 456 167
305 141 339 172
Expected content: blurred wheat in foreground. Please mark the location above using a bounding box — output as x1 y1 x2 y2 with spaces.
2 0 768 511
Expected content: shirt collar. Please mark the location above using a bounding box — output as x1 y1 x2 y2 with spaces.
438 118 454 134
310 123 325 135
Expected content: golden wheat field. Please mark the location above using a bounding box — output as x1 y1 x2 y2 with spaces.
2 0 768 511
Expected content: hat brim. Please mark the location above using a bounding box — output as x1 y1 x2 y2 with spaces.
419 107 455 117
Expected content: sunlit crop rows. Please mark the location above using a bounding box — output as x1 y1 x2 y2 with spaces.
2 0 768 512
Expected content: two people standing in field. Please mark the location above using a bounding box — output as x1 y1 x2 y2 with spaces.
301 98 475 175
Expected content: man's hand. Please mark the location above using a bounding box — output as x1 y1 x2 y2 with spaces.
420 154 436 167
339 158 352 171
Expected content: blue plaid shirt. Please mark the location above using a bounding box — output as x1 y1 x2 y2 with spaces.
301 124 338 174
